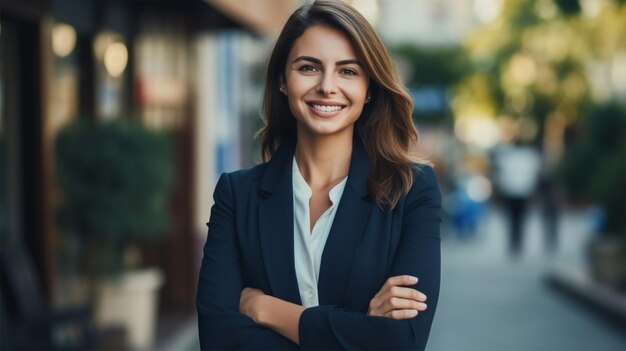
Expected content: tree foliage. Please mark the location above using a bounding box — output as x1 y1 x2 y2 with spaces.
56 118 175 276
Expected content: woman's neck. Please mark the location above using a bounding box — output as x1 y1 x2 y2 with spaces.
294 131 352 190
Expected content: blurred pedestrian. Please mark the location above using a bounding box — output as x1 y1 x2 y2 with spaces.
196 1 441 350
492 140 541 257
446 174 487 239
538 165 561 253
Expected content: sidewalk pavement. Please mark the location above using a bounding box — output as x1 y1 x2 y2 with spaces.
428 204 625 351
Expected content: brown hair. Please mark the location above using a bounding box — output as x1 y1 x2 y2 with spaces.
257 0 426 210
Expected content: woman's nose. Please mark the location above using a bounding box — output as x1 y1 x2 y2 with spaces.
317 71 338 96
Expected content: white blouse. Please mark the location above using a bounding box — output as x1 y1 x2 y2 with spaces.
292 157 348 308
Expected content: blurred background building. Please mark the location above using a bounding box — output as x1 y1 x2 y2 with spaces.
1 0 624 350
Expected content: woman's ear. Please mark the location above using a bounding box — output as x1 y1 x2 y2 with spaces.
279 76 287 95
364 81 372 103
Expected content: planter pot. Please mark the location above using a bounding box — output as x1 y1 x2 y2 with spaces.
95 268 164 350
587 236 626 293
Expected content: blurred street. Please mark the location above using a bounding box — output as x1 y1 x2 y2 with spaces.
429 205 626 351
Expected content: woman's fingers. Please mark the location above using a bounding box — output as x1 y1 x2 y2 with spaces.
383 296 427 312
384 309 419 320
382 285 427 302
368 275 428 318
372 296 426 317
381 276 426 301
384 275 418 288
369 293 428 317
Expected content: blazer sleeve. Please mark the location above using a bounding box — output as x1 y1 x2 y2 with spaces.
299 166 442 351
196 173 299 350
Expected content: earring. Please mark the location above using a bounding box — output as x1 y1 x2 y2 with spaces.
280 86 286 94
365 95 371 103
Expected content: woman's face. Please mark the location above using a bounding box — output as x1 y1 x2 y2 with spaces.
283 24 369 140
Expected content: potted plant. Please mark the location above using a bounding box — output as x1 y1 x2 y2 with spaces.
560 102 626 294
55 117 174 349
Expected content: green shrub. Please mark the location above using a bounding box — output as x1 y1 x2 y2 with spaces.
56 118 174 276
560 103 626 235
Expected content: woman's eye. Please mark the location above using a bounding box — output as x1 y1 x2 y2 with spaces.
299 65 317 72
341 69 358 76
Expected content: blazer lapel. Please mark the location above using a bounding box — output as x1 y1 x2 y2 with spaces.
258 137 302 305
318 133 372 305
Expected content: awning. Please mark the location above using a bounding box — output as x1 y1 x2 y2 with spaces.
204 0 298 37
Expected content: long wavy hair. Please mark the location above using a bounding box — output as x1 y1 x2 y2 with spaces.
257 0 426 210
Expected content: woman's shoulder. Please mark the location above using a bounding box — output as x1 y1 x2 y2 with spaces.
410 163 437 184
404 163 441 203
222 162 267 186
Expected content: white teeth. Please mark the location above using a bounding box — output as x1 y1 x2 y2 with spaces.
311 104 343 112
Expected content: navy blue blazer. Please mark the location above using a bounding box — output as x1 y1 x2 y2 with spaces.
197 134 441 350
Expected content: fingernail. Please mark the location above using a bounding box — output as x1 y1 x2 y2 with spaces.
420 293 427 301
408 276 418 283
409 310 418 316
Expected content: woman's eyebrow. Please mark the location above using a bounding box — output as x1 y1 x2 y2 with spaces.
336 59 361 66
292 56 362 66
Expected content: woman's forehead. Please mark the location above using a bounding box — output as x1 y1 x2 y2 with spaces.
287 25 358 63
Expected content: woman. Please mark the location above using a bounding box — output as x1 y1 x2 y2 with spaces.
197 1 441 349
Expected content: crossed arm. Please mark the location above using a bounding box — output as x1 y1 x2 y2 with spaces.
239 275 429 345
197 167 441 350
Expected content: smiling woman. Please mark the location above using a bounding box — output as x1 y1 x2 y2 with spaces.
196 1 442 350
283 25 369 141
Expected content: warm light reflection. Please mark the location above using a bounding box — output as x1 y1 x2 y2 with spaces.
587 61 612 102
611 51 626 94
509 53 537 86
534 0 558 20
474 0 502 24
104 42 128 77
523 24 570 63
52 23 77 57
94 32 117 60
580 0 604 17
454 116 500 149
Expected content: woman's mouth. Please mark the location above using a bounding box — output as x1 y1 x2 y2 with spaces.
309 103 345 112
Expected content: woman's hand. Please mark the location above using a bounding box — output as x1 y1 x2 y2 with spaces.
240 287 267 323
240 287 304 344
367 275 427 320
